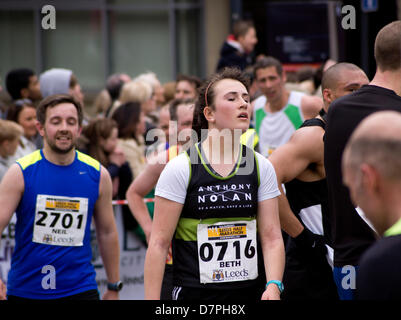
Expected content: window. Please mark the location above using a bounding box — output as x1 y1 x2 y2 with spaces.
0 0 204 92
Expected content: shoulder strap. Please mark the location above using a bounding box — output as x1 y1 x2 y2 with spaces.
300 118 326 130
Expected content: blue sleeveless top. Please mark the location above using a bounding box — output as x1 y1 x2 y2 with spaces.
7 149 101 299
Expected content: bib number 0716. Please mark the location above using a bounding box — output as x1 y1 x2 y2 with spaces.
199 239 256 262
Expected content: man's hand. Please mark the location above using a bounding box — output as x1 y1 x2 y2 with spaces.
293 227 327 257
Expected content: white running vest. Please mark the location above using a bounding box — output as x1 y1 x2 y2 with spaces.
253 91 305 157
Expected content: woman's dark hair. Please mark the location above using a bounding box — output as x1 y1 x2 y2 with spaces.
81 118 118 167
6 99 35 124
192 67 249 142
111 101 142 142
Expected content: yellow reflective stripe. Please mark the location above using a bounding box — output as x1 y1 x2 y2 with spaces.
16 150 42 170
168 145 179 161
77 151 100 171
240 129 259 150
384 217 401 237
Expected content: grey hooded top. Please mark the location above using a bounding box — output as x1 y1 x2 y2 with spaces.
39 68 72 98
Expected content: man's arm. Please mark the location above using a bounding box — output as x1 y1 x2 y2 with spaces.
93 166 120 300
269 127 324 237
126 151 167 244
301 95 323 120
0 164 25 299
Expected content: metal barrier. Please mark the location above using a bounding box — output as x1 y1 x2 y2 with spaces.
111 199 154 206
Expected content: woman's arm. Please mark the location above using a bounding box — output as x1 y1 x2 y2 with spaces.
258 197 285 300
144 196 183 299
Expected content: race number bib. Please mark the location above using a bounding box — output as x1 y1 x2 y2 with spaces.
33 195 89 247
197 220 258 284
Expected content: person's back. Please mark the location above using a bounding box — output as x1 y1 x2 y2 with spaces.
324 21 401 299
325 85 401 264
341 111 401 300
357 234 401 300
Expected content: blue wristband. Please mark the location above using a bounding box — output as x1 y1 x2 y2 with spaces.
266 280 284 294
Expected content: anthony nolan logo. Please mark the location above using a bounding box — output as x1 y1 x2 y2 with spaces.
212 270 224 282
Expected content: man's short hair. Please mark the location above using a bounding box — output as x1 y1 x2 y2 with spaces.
232 20 254 39
36 94 83 126
169 98 195 122
321 62 364 91
176 74 202 89
374 21 401 72
5 68 35 100
253 56 283 78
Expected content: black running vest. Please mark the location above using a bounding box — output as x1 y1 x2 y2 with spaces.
284 117 331 245
173 143 265 289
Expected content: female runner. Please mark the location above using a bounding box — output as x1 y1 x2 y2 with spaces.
144 67 284 300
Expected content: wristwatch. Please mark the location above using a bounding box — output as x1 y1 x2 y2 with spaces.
107 280 123 291
266 280 284 294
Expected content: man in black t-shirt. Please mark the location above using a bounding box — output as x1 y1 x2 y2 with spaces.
324 21 401 300
269 62 368 300
342 111 401 300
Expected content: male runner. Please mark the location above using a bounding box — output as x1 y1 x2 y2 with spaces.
269 62 368 300
324 21 401 300
252 56 322 157
0 94 121 300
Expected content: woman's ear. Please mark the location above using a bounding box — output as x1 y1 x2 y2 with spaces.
203 106 215 123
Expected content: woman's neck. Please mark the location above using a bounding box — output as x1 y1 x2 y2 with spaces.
201 129 242 166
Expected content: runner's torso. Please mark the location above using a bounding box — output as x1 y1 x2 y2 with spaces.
7 150 100 299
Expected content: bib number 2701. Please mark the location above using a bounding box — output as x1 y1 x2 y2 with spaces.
33 194 88 247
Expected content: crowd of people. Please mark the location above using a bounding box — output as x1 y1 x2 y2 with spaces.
0 19 400 301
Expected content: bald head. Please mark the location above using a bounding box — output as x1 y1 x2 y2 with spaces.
321 63 369 110
343 111 401 181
